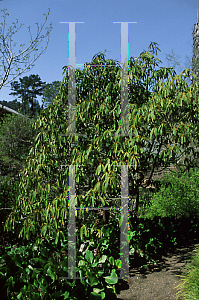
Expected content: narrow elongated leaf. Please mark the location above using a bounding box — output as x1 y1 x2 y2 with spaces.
41 224 47 236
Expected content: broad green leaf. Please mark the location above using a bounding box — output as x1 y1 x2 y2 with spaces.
115 259 121 269
85 250 93 264
78 260 85 267
93 288 103 294
92 262 98 268
98 255 107 264
88 292 103 300
104 269 118 284
86 270 99 287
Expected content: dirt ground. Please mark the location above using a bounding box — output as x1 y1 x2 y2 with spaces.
115 242 199 300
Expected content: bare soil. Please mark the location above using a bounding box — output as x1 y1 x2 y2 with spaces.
115 242 199 300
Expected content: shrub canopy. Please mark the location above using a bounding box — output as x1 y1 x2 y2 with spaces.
4 42 199 244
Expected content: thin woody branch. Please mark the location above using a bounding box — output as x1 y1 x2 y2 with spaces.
0 8 52 89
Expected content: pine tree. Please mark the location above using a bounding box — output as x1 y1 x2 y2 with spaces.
9 74 46 118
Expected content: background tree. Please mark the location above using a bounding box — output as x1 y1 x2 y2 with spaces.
0 112 40 176
0 111 41 246
9 74 46 117
4 42 199 246
165 12 199 86
164 47 199 171
0 8 52 90
41 80 62 110
164 14 199 169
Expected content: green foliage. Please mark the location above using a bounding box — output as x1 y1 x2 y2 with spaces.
2 42 199 299
128 214 199 266
4 43 199 243
174 246 199 300
0 113 40 169
0 110 44 234
41 80 62 110
0 174 20 225
141 167 199 219
0 225 121 300
1 211 199 299
3 42 199 246
0 240 73 299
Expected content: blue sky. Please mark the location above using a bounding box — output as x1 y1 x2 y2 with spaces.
0 0 198 108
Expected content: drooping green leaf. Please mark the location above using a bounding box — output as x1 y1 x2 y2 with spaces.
104 269 118 284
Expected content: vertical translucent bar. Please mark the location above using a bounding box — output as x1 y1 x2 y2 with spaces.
68 23 76 136
120 22 129 136
59 164 84 280
60 22 84 137
120 164 129 279
68 165 76 279
113 22 137 137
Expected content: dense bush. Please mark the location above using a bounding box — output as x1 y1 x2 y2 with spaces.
140 167 199 219
0 111 41 217
1 43 199 299
0 113 40 169
0 174 21 251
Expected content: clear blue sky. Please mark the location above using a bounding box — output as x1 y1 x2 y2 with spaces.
0 0 198 108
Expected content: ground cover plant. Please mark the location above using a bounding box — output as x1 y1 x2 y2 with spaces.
1 42 199 299
174 245 199 300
